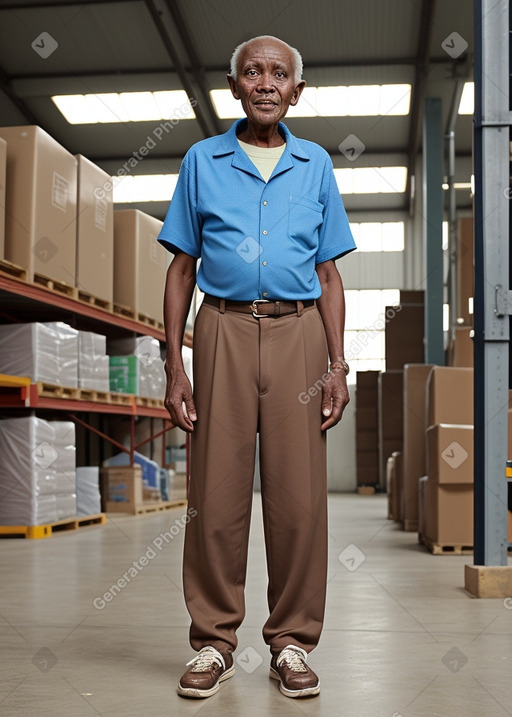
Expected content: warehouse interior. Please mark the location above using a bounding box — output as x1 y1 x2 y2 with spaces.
0 0 511 715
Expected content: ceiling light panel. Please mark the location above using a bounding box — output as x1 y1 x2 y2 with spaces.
52 91 196 124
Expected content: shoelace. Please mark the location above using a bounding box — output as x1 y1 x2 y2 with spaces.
186 647 225 673
276 646 308 673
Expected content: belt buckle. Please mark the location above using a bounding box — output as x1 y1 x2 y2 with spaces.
251 299 270 318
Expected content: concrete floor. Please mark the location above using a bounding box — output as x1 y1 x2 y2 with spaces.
0 494 511 717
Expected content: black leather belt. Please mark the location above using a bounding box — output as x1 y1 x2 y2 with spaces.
203 294 315 318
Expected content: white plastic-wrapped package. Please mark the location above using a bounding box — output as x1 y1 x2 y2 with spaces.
55 494 77 520
76 467 101 516
44 322 79 388
0 322 59 383
0 417 59 525
49 421 76 500
78 331 109 391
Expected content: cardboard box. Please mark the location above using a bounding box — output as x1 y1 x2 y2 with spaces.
426 424 474 484
426 367 473 427
402 364 434 530
423 477 473 545
378 371 403 487
113 209 166 324
356 450 379 485
101 466 143 513
76 155 113 302
418 476 427 540
356 407 378 432
457 218 474 326
399 290 424 305
385 304 424 370
357 431 378 452
450 327 473 368
0 126 76 283
0 137 6 259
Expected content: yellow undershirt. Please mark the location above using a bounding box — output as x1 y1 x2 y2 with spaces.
237 139 286 183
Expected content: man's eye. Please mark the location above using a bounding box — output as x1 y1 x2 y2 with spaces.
275 72 286 79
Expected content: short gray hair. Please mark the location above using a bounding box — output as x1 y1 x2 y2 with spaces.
230 35 303 85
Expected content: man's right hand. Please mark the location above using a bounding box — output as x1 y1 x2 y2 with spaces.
164 368 197 432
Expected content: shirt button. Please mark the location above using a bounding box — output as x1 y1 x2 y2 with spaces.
262 292 268 297
262 261 267 266
263 200 268 206
262 230 268 235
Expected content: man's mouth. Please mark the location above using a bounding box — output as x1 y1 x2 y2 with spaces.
254 100 277 106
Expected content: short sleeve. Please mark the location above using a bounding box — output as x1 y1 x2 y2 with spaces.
315 157 356 264
157 153 201 258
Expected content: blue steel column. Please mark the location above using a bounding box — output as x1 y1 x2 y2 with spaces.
423 97 445 365
473 0 510 565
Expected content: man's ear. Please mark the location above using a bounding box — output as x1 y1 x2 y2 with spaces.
290 80 306 107
227 74 240 100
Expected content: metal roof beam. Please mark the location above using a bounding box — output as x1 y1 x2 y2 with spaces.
143 0 220 139
406 0 437 214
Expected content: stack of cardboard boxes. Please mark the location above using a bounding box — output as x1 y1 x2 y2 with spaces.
421 367 474 547
355 371 379 491
0 125 167 325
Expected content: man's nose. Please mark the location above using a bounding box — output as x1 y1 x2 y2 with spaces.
257 74 275 92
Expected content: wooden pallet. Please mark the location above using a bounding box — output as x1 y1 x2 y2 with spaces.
36 381 79 399
33 273 78 298
137 313 164 331
357 485 376 495
0 513 106 539
0 258 27 280
422 535 473 555
135 396 164 409
108 392 135 406
77 289 112 311
132 500 187 515
113 302 135 320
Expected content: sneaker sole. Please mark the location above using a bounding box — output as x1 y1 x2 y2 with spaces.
269 666 321 698
177 665 235 699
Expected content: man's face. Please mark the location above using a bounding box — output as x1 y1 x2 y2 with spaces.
227 39 305 127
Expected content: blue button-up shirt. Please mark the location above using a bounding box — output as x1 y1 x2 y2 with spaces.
158 119 356 300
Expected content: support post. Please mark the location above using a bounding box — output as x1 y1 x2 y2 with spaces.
423 97 445 365
471 0 511 571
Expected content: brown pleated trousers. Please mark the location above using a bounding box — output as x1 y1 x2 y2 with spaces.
184 299 328 657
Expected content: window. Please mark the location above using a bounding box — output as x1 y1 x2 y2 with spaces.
349 222 404 252
344 289 400 372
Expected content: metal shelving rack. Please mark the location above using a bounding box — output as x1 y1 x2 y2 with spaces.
0 266 185 470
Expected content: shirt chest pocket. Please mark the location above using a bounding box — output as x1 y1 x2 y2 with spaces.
288 195 324 249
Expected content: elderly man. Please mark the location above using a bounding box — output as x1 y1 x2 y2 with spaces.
158 35 355 699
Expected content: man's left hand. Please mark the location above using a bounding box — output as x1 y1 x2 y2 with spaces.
321 368 350 431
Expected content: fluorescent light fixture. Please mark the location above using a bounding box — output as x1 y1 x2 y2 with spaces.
52 91 196 124
210 84 411 119
334 166 407 194
458 82 474 115
443 303 449 332
349 222 404 251
113 174 179 203
442 182 473 190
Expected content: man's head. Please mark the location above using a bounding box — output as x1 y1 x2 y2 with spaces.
227 35 306 128
230 35 303 84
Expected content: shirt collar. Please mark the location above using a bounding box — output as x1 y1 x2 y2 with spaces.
212 118 310 161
